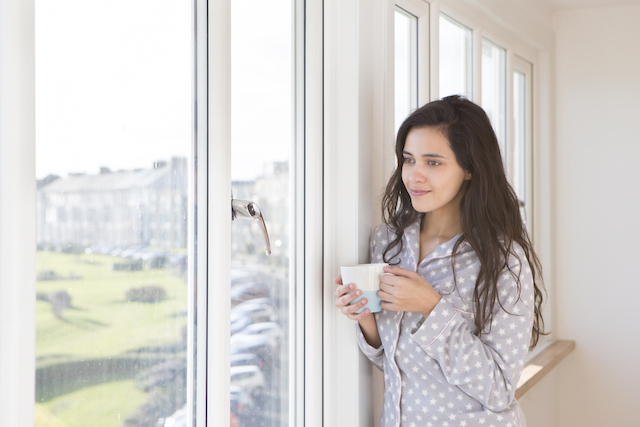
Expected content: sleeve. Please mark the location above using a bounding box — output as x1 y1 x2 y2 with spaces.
355 321 384 370
410 245 535 412
353 224 392 369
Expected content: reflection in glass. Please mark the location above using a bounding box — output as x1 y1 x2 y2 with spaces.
439 14 473 99
481 38 507 161
230 0 293 426
513 70 527 209
395 8 418 135
35 1 191 426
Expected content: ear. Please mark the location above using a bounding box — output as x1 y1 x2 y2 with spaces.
464 170 472 180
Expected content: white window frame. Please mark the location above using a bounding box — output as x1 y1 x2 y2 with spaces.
0 0 36 424
206 0 324 426
511 55 534 236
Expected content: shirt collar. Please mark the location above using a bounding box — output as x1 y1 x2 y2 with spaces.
403 216 471 269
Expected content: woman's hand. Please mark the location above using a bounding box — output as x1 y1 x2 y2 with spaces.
335 276 381 348
378 266 442 318
334 276 373 321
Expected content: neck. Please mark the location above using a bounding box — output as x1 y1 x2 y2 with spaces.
420 209 463 241
420 189 465 241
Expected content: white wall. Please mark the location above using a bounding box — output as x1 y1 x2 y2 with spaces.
553 4 640 426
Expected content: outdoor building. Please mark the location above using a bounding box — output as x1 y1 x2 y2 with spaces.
37 158 188 250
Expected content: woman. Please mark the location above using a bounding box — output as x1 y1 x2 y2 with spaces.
334 95 545 427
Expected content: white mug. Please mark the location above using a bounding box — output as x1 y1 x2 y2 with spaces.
340 263 388 313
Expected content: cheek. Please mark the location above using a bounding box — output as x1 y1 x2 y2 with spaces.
434 171 465 194
401 167 410 186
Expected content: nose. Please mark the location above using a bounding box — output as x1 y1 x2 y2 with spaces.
408 165 426 183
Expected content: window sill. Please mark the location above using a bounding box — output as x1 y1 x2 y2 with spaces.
515 340 575 398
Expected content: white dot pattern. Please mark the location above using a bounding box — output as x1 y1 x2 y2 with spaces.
356 220 534 427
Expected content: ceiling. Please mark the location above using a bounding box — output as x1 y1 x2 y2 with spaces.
542 0 640 10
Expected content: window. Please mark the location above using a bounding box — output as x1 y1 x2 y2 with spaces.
435 12 535 227
394 7 418 134
36 1 192 426
35 1 302 427
512 56 533 231
481 38 507 162
439 13 473 99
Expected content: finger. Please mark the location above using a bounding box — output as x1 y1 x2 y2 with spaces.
377 289 395 303
380 300 395 311
384 266 417 279
350 307 371 321
379 272 398 286
334 276 343 285
379 282 395 294
342 296 368 315
334 283 354 298
338 288 363 306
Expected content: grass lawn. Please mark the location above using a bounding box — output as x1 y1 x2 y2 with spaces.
35 403 68 427
36 251 188 364
42 380 147 427
36 251 188 425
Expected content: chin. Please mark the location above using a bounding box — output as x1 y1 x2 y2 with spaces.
410 200 432 213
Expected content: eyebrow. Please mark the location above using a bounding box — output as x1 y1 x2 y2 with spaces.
402 150 446 159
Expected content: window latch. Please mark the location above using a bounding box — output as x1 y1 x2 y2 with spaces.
231 198 272 255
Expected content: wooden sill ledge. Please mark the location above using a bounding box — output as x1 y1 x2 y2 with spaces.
515 340 575 399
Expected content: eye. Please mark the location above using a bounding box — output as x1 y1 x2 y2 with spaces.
427 159 441 166
402 157 414 164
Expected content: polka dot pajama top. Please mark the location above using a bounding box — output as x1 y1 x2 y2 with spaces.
355 220 536 427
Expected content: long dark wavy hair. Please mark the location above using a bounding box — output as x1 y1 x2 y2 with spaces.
382 95 546 349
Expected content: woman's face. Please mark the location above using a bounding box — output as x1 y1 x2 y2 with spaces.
401 126 471 215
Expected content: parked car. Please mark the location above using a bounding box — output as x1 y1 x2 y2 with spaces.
230 300 277 335
236 321 282 343
230 281 269 306
163 405 185 427
230 352 264 368
230 333 279 368
231 269 259 286
230 385 254 418
164 404 241 427
230 365 266 397
230 411 240 427
119 245 145 259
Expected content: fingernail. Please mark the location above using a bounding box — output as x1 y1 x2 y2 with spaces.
361 299 367 304
356 290 361 296
349 284 354 289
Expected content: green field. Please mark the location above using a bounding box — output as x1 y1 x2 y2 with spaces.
36 251 188 427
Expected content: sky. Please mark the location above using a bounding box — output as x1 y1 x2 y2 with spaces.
36 0 292 181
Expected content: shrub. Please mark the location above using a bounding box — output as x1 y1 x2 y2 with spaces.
124 360 187 427
36 290 72 319
126 286 167 303
113 260 144 271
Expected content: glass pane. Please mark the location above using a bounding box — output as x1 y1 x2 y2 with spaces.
513 70 527 215
439 14 473 99
481 38 507 161
230 0 293 426
36 1 192 426
395 8 418 135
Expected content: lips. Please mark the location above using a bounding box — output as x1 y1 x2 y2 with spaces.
410 189 431 196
